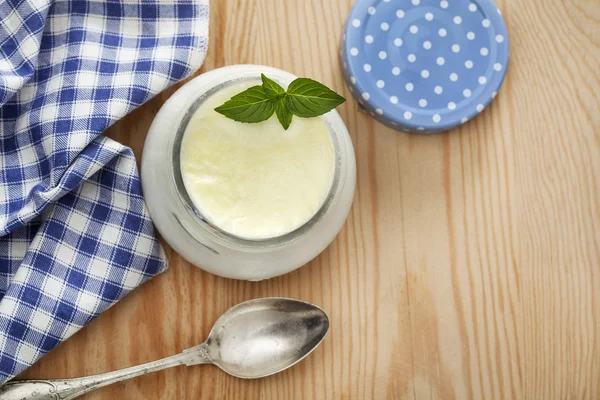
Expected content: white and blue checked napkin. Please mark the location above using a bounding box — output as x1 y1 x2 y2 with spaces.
0 0 208 382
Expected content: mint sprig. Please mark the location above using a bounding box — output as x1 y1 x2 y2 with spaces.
215 74 345 130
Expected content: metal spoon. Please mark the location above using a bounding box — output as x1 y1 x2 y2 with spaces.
0 298 329 400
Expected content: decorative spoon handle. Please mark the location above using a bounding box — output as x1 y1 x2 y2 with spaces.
0 344 210 400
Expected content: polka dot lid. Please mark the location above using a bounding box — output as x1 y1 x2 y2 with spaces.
341 0 509 133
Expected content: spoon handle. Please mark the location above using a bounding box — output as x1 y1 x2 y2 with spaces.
0 343 210 400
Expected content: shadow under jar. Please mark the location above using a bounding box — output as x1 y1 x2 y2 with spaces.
141 65 356 280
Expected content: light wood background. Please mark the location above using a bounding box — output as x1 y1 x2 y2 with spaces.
20 0 600 398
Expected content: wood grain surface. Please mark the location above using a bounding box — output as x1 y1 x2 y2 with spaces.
19 0 600 399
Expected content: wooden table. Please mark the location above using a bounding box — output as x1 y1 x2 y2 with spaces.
21 0 600 398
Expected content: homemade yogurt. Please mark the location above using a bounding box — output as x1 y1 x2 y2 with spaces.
180 82 335 240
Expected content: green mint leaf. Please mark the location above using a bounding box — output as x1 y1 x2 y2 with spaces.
275 97 293 130
286 78 346 118
214 85 275 123
261 74 286 100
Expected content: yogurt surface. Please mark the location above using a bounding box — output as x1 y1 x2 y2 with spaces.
180 81 336 240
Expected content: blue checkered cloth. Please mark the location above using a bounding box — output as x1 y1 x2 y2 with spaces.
0 0 208 383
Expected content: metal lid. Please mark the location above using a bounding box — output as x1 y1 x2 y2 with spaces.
341 0 509 133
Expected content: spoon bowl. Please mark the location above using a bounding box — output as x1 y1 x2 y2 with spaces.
206 298 329 378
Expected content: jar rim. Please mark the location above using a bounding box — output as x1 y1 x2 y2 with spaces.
171 72 343 248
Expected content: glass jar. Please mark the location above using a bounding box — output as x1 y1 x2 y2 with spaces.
141 65 356 280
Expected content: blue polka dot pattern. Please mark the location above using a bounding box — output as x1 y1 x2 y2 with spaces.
341 0 509 133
